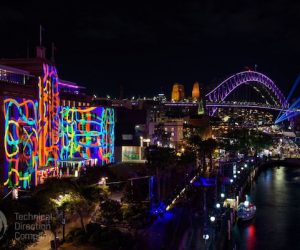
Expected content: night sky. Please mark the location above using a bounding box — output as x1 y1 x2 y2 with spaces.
1 1 300 98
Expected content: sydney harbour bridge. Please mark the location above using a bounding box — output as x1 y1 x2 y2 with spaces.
205 70 298 122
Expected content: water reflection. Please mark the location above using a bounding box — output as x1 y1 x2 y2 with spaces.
232 167 300 250
245 225 256 250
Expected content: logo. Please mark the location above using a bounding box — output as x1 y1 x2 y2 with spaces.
0 210 8 240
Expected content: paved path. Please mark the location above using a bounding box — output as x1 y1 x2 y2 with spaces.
28 216 90 250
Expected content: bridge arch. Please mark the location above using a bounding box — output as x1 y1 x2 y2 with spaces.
205 71 288 110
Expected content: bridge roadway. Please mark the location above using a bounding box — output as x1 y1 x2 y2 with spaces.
206 102 288 111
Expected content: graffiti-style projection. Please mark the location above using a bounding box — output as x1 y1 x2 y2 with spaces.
2 62 115 191
59 106 114 164
38 64 60 167
3 98 38 189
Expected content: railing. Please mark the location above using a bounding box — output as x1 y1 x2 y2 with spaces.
0 68 34 85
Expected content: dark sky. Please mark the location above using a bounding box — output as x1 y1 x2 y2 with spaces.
1 1 300 98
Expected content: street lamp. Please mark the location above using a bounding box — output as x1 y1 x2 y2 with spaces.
203 234 210 244
230 179 233 183
210 216 216 222
98 177 108 186
216 203 221 209
12 188 19 200
56 194 66 242
220 193 225 198
203 234 209 240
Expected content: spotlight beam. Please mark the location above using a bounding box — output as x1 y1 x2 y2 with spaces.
276 73 300 121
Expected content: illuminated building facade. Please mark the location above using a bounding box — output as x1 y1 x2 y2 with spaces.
211 108 274 139
149 120 184 148
0 53 115 194
3 97 39 189
192 82 200 100
171 83 185 102
38 64 60 168
59 106 114 165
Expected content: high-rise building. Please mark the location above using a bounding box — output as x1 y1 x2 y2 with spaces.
192 82 200 100
171 83 185 101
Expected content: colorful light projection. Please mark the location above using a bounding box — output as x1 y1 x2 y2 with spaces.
38 64 60 167
3 98 38 189
59 106 114 165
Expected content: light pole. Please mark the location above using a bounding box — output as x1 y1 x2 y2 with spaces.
203 233 209 245
56 194 66 243
62 206 66 242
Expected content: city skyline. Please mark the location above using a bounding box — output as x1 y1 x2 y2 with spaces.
0 2 300 250
0 1 300 97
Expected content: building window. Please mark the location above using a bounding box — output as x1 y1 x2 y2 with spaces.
122 134 133 140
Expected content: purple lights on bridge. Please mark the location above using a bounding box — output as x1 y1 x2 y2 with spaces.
205 71 289 116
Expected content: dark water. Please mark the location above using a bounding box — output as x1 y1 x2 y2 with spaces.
232 167 300 250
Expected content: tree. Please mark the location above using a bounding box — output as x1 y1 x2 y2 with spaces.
97 199 122 225
34 178 97 242
203 138 218 173
152 123 172 147
51 192 90 233
178 146 196 165
145 146 176 201
224 128 273 156
121 203 149 230
189 135 206 172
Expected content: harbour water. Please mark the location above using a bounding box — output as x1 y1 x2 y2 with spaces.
232 166 300 250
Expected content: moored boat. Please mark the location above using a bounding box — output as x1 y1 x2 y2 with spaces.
237 200 256 221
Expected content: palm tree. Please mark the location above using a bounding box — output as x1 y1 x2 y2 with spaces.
145 146 175 202
189 135 206 172
203 138 218 173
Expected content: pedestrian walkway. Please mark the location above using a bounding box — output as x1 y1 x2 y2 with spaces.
28 216 90 250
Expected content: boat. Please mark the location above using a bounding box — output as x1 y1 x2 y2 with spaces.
237 200 256 221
